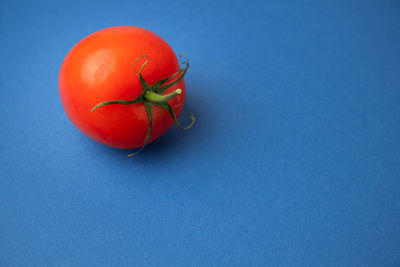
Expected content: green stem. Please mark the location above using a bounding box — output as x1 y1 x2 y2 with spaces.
144 89 181 103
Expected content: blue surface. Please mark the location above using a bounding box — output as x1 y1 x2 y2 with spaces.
1 0 400 266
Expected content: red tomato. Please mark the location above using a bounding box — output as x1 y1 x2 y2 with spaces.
59 26 193 156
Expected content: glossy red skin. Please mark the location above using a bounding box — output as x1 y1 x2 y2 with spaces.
59 26 185 149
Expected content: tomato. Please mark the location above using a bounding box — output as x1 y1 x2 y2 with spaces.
59 26 194 156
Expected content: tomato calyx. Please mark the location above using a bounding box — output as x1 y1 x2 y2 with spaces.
91 54 195 157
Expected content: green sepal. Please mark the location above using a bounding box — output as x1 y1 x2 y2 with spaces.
135 54 152 92
138 73 151 91
155 54 189 94
154 102 195 130
91 97 144 112
127 102 153 157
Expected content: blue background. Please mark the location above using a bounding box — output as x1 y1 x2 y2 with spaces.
1 0 400 266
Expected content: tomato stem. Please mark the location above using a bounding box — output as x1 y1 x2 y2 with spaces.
144 89 181 103
91 54 194 157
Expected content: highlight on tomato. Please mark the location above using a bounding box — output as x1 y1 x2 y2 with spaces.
59 26 194 156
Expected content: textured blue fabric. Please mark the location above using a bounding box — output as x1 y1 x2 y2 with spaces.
1 0 400 266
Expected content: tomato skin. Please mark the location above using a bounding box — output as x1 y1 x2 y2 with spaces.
59 26 185 149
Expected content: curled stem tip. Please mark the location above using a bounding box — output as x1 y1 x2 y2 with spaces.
185 114 196 129
134 55 149 76
178 114 195 130
173 113 195 130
